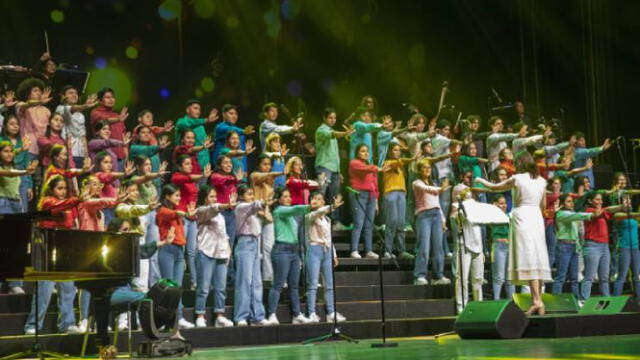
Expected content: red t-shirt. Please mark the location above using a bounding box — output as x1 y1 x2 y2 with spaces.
348 159 379 200
286 176 318 205
584 207 613 243
39 197 80 229
156 206 186 246
209 172 238 204
171 172 197 212
173 145 202 175
96 171 118 198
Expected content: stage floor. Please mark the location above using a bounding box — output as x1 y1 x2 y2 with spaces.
168 334 640 360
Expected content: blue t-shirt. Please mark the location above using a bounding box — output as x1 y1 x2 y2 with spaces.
616 218 639 249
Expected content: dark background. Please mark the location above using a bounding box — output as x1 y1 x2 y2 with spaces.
1 0 638 176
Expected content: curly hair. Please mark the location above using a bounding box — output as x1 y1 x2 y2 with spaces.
16 77 45 101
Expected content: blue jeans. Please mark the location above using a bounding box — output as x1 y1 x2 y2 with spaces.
143 210 161 287
438 178 452 256
552 241 580 298
383 191 406 253
195 251 228 314
0 197 24 289
306 244 334 315
111 285 146 307
316 167 341 222
233 235 265 323
183 218 198 287
24 281 76 332
545 224 557 268
268 243 302 316
158 244 185 319
350 190 376 253
80 289 91 321
414 208 445 280
405 171 417 228
492 241 515 300
580 240 611 301
222 209 237 285
613 248 640 298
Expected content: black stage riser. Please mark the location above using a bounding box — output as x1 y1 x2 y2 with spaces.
523 313 640 338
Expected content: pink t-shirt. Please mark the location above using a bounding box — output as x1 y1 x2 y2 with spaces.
19 105 51 155
96 172 118 198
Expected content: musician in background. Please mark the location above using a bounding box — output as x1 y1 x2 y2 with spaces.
513 101 531 127
23 175 82 335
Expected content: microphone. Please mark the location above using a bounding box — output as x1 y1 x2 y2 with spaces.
491 104 515 111
345 186 359 195
491 88 503 104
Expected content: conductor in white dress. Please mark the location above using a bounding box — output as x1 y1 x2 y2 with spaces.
476 151 552 316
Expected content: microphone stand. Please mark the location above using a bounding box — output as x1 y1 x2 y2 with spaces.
348 188 398 348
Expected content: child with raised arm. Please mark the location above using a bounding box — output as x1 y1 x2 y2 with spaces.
234 184 271 326
552 194 594 298
305 192 347 323
193 186 236 328
0 114 33 211
266 188 311 325
88 120 131 170
94 151 135 225
263 132 288 189
156 184 198 329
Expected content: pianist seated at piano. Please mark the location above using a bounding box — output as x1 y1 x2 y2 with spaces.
24 175 82 334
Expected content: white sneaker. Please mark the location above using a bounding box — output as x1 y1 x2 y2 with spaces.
317 282 322 288
326 312 346 322
365 251 379 259
214 316 233 328
292 314 310 324
414 277 429 285
9 286 25 295
195 317 207 328
178 318 195 329
236 320 248 327
78 319 88 333
332 222 349 231
266 313 279 325
350 251 362 259
404 225 414 232
254 319 271 326
25 328 36 335
307 313 321 323
432 277 451 285
117 313 128 331
65 325 83 334
383 252 395 259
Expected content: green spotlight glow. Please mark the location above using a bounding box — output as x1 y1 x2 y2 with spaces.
50 10 65 23
86 66 133 106
125 46 139 59
226 16 239 29
201 77 215 92
193 0 215 18
194 88 204 98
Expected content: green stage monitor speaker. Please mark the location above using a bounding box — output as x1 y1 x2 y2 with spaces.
455 300 529 339
578 295 640 315
512 293 580 313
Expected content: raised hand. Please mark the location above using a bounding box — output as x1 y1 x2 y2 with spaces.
148 197 160 210
117 188 130 203
163 120 174 132
3 90 17 107
82 157 93 172
41 87 53 104
585 159 594 169
124 160 135 176
203 163 212 178
159 135 171 149
123 132 133 145
245 139 256 154
158 161 169 174
207 108 219 123
235 168 245 181
333 194 345 209
379 163 392 173
204 135 214 149
243 125 255 135
79 187 92 202
602 138 612 151
26 160 39 174
21 136 31 152
85 93 98 107
543 125 553 137
229 192 238 208
280 143 290 157
118 107 130 122
187 202 197 217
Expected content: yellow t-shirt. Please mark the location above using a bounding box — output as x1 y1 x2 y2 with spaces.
382 159 410 195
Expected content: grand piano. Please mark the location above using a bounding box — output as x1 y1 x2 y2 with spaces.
0 212 140 348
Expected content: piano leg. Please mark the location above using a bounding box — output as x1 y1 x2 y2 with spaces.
93 293 112 348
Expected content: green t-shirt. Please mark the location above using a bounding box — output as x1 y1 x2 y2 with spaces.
0 165 21 200
315 124 340 173
273 205 310 244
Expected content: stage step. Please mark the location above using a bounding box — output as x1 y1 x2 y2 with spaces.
0 316 457 357
0 298 455 336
